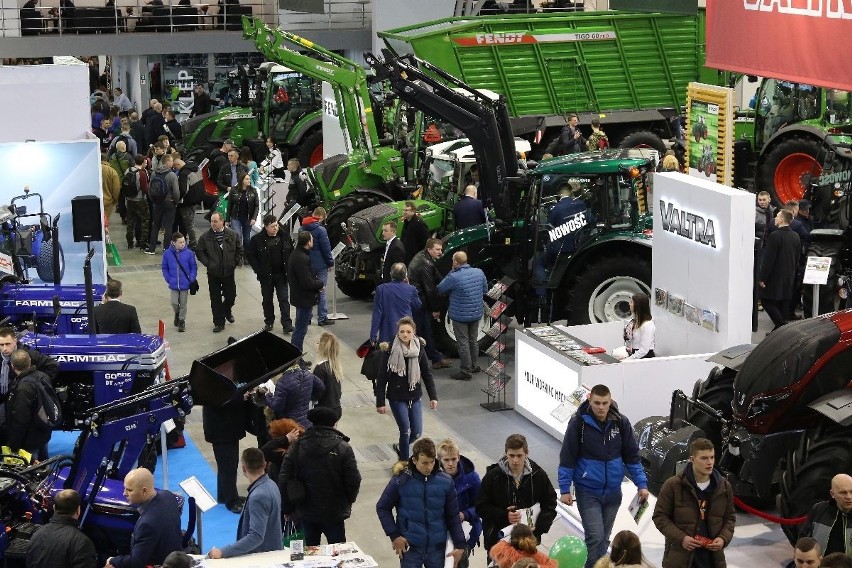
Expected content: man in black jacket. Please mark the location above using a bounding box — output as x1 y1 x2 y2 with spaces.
2 350 53 456
286 158 315 212
288 231 324 355
27 489 96 568
280 406 361 545
799 473 852 557
216 149 247 195
196 212 243 332
401 201 430 264
379 221 406 284
408 238 450 369
759 208 800 330
190 84 212 118
247 214 295 333
92 279 142 334
207 139 234 193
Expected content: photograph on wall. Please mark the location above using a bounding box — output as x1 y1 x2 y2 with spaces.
687 100 719 182
0 140 107 286
683 303 700 324
655 288 668 307
667 294 684 316
701 309 718 331
685 83 735 186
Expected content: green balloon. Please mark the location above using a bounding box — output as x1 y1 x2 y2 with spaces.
548 535 587 568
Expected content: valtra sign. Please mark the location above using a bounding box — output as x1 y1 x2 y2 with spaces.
707 0 852 92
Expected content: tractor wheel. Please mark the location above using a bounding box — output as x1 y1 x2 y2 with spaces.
325 193 388 248
619 131 667 156
334 275 374 300
567 255 651 324
296 130 324 168
780 423 852 544
36 238 64 283
759 135 823 205
434 304 496 357
687 366 736 450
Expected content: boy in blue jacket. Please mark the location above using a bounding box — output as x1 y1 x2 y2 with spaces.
161 232 198 332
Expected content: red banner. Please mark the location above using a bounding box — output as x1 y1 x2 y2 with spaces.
706 0 852 92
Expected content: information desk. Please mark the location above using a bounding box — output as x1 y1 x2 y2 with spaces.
515 324 718 441
198 542 376 568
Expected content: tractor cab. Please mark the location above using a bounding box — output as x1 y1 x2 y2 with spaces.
260 63 321 147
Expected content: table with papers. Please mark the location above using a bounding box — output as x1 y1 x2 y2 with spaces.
196 542 377 568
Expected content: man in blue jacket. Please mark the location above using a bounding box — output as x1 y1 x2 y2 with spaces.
557 384 649 568
209 448 282 559
437 252 488 381
301 207 336 326
106 468 183 568
371 263 422 344
376 437 467 568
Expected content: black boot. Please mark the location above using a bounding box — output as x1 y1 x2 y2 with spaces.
174 314 180 327
178 320 186 333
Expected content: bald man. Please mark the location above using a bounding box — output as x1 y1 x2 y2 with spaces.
106 468 183 568
437 251 488 380
453 184 487 230
799 473 852 557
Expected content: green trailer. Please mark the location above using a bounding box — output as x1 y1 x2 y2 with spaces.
379 9 725 155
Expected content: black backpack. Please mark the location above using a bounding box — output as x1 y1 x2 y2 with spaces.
120 168 141 200
31 374 63 429
148 171 169 202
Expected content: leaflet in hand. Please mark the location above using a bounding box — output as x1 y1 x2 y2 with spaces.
628 493 649 524
499 503 542 540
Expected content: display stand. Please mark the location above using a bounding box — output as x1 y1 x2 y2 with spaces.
326 242 349 321
480 277 514 412
180 476 217 551
803 255 832 317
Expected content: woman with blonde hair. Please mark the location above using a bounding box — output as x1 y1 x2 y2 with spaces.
489 524 558 568
313 331 343 420
592 530 651 568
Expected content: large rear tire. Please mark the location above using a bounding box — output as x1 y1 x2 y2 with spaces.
435 304 496 357
687 366 736 450
619 131 667 156
780 423 852 544
759 135 823 205
334 276 375 300
325 193 388 247
567 255 651 324
296 130 324 168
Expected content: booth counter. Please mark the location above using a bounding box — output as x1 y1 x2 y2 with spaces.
515 322 719 441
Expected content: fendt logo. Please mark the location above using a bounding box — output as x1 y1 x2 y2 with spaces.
475 32 526 44
743 0 852 20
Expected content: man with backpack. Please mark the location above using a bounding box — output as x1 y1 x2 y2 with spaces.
1 349 54 458
145 153 180 255
123 155 150 250
107 120 138 158
174 156 205 250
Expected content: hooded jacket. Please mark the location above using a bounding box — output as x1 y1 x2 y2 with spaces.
652 464 736 568
161 243 198 291
376 459 467 551
265 366 325 428
558 400 647 496
279 425 361 521
374 337 437 407
301 216 334 272
449 454 483 549
476 456 558 550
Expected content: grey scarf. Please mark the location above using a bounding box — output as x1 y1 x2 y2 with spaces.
388 336 421 391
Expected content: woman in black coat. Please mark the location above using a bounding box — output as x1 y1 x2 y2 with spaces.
225 171 259 250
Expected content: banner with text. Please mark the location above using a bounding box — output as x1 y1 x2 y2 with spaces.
707 1 852 92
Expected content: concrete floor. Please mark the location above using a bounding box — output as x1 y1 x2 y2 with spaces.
109 210 789 567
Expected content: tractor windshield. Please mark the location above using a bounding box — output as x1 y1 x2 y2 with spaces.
267 71 320 141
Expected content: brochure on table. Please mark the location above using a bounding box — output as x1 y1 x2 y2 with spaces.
196 542 376 568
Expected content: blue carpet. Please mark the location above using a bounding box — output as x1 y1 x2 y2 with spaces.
49 430 236 552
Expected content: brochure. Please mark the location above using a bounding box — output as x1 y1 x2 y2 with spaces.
628 493 649 524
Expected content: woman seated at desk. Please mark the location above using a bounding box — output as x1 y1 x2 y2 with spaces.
614 292 655 360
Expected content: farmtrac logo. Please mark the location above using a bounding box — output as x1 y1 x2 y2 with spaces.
55 354 128 363
743 0 852 19
14 300 84 307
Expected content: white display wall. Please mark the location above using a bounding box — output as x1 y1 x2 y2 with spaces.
651 172 754 355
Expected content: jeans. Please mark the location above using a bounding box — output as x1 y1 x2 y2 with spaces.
389 399 422 460
149 200 176 251
302 519 346 546
171 289 188 321
230 217 253 249
414 308 444 363
575 489 622 568
260 273 293 326
452 319 480 373
400 544 445 568
314 267 329 321
292 306 313 353
207 272 237 326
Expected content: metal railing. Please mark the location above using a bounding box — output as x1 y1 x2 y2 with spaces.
278 0 372 30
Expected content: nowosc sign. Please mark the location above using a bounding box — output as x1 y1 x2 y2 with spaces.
707 1 852 92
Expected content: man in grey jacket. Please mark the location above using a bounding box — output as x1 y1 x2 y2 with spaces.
208 448 282 559
145 152 181 255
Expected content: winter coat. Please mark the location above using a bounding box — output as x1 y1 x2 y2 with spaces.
437 264 488 323
401 215 430 264
301 216 334 272
288 168 314 208
101 162 121 209
313 361 342 420
110 490 183 568
225 186 260 223
161 244 198 291
652 465 736 568
759 226 800 300
4 367 52 452
450 454 483 549
376 460 466 551
557 399 647 496
261 435 292 484
247 227 292 278
216 162 247 194
26 514 97 568
265 367 325 428
196 227 242 279
408 249 444 312
453 195 487 230
287 247 324 308
202 398 247 444
152 164 181 204
370 280 422 343
800 499 852 557
476 457 558 550
280 425 361 521
374 338 437 407
489 541 558 568
546 196 594 261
